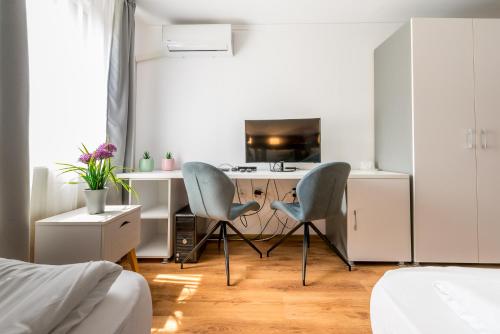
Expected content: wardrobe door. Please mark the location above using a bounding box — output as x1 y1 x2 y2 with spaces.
346 178 411 262
412 18 478 263
474 19 500 263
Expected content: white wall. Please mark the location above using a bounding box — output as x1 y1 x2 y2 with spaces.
134 22 402 234
135 23 402 168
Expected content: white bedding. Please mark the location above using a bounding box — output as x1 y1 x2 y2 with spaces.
71 270 152 334
371 267 500 334
0 258 122 334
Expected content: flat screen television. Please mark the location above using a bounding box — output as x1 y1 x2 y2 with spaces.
245 118 321 163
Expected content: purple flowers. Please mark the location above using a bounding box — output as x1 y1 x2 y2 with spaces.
97 143 117 153
78 153 92 164
93 148 114 160
58 142 133 194
78 142 116 164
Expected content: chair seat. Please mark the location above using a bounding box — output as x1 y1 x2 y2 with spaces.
229 201 260 220
270 201 304 222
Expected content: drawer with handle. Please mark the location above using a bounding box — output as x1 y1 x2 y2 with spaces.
102 209 141 262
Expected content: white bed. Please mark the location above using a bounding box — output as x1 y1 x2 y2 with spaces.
71 270 152 334
0 259 152 334
371 267 500 334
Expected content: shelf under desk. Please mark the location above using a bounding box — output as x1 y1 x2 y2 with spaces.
141 204 169 220
120 177 188 261
136 233 168 258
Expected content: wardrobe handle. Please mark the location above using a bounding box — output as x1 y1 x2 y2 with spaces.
480 129 487 149
353 210 358 231
466 129 474 149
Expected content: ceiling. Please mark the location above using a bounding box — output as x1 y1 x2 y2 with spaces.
135 0 500 25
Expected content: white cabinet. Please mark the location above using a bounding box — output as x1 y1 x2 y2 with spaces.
412 18 478 263
35 205 141 265
473 19 500 263
325 174 411 263
375 18 500 263
346 178 411 262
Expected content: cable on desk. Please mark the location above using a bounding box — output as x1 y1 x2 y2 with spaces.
208 177 298 243
249 179 297 241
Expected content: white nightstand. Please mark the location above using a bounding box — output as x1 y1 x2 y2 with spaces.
35 205 141 272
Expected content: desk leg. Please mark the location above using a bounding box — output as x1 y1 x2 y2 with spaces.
127 249 139 272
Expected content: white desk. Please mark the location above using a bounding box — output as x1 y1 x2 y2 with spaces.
117 169 407 180
116 169 410 263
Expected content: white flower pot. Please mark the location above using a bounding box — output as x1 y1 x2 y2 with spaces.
83 188 108 214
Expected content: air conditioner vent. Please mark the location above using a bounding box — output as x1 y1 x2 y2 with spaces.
162 24 233 57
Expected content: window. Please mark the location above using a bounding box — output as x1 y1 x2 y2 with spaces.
26 0 115 214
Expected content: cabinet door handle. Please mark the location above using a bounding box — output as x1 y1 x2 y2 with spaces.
353 210 358 231
480 129 488 149
120 221 131 228
466 128 474 149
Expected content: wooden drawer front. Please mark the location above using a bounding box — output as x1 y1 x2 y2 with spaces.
102 210 141 262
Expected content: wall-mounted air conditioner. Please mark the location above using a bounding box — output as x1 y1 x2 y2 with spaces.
162 24 233 57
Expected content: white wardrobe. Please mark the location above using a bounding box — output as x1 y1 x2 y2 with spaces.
375 18 500 263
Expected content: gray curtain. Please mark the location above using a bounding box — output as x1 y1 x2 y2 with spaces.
107 0 136 178
0 1 30 260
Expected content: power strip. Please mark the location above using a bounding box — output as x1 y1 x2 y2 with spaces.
237 166 257 172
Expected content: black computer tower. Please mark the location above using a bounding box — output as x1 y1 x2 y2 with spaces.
174 205 208 263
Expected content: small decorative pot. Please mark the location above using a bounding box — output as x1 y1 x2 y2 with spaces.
161 158 175 171
139 158 154 172
83 188 108 214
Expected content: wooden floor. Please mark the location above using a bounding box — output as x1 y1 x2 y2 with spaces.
136 236 395 334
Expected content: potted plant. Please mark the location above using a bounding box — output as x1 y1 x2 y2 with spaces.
58 143 133 214
161 152 175 171
139 151 154 172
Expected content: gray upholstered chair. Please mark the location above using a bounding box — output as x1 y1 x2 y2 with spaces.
267 162 351 285
181 162 262 285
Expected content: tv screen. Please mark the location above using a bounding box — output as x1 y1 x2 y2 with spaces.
245 118 321 163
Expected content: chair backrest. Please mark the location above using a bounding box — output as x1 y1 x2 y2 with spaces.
296 162 351 222
182 162 235 221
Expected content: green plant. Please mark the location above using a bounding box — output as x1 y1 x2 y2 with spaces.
143 151 151 159
164 152 173 159
58 143 134 194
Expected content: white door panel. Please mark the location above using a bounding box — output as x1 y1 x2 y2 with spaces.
347 178 411 262
412 18 478 263
474 19 500 263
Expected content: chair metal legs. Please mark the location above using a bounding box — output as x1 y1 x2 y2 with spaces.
267 221 352 285
306 226 310 249
222 223 230 286
181 219 352 286
217 226 223 253
266 221 304 257
181 220 262 286
307 222 352 271
302 223 309 286
226 221 262 258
